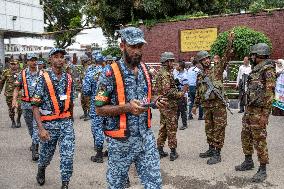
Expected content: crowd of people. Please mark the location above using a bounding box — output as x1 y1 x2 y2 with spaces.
0 26 282 189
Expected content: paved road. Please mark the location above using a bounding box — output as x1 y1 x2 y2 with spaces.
1 94 284 189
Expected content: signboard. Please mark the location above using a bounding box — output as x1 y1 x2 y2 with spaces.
273 72 284 110
180 28 218 52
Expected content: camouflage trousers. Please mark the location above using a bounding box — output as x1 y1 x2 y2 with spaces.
81 94 90 112
157 109 178 149
204 105 227 149
241 106 270 164
39 121 75 182
6 96 22 120
23 109 34 139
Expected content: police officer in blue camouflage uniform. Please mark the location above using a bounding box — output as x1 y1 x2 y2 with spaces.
32 48 75 189
12 53 40 161
82 52 106 163
95 27 167 189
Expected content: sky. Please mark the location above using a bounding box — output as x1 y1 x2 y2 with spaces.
4 28 108 49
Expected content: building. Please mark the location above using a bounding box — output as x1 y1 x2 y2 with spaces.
0 0 44 65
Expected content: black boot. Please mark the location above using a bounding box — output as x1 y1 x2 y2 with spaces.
103 150 108 157
179 125 187 130
15 116 21 128
61 181 69 189
170 148 179 161
207 148 221 165
32 143 39 161
125 177 130 188
11 118 16 128
252 164 267 183
79 111 87 119
36 166 46 186
91 148 103 163
157 146 168 158
235 155 254 171
199 145 214 158
84 111 91 121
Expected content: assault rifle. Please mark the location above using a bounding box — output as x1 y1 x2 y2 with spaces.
203 76 233 114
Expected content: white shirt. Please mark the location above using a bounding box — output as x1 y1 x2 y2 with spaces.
187 66 200 86
236 64 252 85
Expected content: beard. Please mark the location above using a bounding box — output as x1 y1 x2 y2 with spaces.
124 50 142 67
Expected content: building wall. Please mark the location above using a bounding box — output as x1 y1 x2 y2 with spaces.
141 9 284 63
0 0 44 33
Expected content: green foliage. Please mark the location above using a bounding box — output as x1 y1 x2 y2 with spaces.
249 0 266 14
210 27 272 60
43 0 94 48
101 47 122 58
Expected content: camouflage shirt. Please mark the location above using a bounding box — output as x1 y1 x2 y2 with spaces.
247 59 276 112
0 68 21 96
194 41 234 108
154 66 183 109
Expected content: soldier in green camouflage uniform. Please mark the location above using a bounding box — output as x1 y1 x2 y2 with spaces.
0 59 22 128
155 52 185 161
79 55 91 121
235 43 276 183
192 32 235 165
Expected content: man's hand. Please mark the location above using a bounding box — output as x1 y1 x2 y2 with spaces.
155 96 168 110
12 98 18 108
192 107 197 115
39 128 50 141
127 100 148 116
235 84 239 89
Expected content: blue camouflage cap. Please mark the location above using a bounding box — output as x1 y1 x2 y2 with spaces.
37 60 45 65
119 27 147 45
92 52 105 63
49 48 67 57
27 53 38 60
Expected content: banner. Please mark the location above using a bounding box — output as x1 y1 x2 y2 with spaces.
273 72 284 110
180 28 218 52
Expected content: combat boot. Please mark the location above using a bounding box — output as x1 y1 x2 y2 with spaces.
207 148 221 165
199 145 214 158
235 155 254 171
170 148 179 161
84 112 91 121
36 166 46 186
179 124 187 130
103 150 108 157
32 143 39 161
252 164 267 183
91 148 103 163
125 177 130 188
11 118 16 128
157 146 168 158
61 181 69 189
16 116 21 128
79 111 87 119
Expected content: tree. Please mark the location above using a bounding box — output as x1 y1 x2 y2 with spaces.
43 0 95 48
210 26 272 60
90 0 284 37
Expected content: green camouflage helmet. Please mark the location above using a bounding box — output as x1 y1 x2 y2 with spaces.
196 50 210 62
160 52 175 63
250 43 270 56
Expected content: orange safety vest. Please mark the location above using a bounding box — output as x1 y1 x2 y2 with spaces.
40 72 72 122
21 70 31 102
104 62 152 139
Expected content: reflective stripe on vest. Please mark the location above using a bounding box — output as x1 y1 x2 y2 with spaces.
40 72 72 122
104 62 152 139
22 70 30 102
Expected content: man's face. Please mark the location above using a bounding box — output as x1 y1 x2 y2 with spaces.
165 59 175 70
50 52 65 69
213 55 220 64
38 64 44 70
201 57 211 68
250 54 257 66
10 62 19 71
120 42 143 67
243 57 249 66
27 58 37 69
